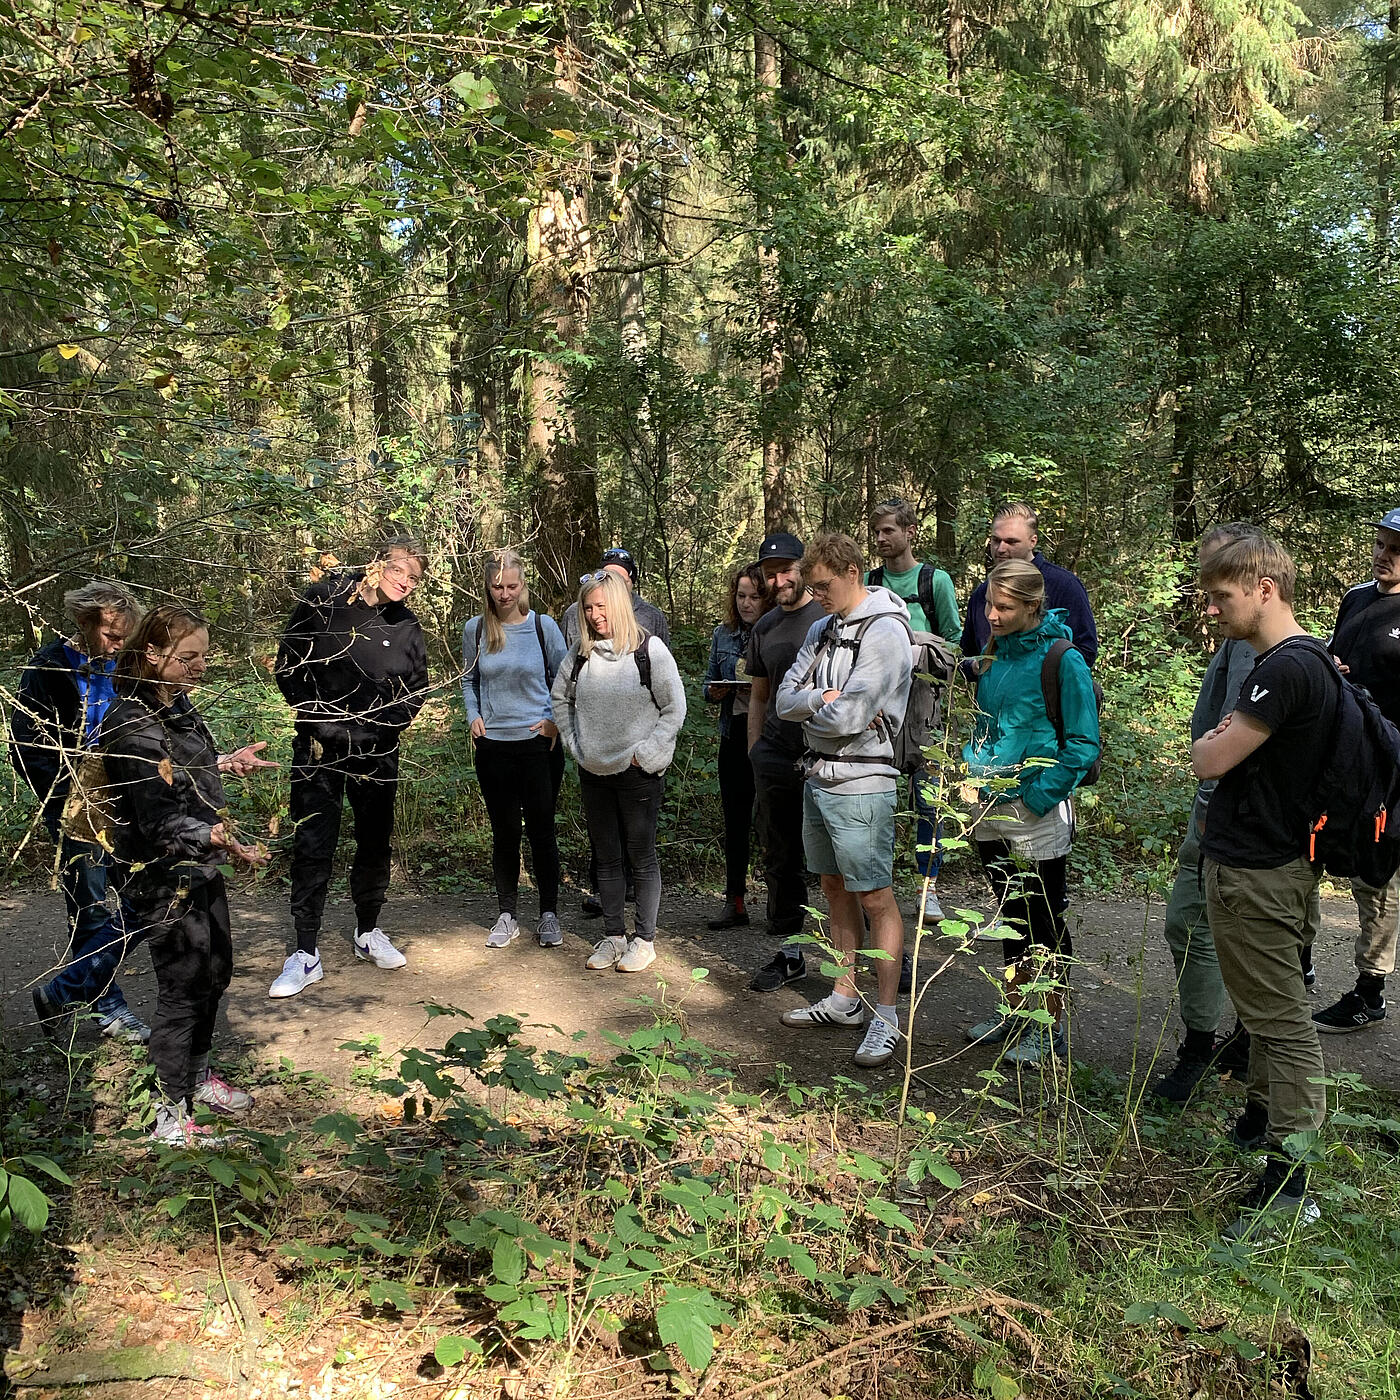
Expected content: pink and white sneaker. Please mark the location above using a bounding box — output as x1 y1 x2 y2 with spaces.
193 1069 254 1115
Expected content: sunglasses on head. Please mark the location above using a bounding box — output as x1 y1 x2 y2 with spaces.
579 570 610 585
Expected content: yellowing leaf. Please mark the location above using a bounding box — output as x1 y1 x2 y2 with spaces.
157 757 174 785
57 344 80 359
550 128 576 141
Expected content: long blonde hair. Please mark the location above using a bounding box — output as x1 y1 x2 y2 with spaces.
983 559 1045 656
578 570 642 660
483 549 531 653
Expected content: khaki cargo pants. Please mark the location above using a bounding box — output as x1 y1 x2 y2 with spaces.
1204 857 1326 1147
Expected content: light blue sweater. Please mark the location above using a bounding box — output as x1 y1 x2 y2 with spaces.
462 612 568 742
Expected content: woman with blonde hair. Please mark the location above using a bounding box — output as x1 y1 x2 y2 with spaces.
463 550 568 949
551 570 687 972
962 559 1100 1066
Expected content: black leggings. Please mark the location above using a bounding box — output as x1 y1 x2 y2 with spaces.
717 725 757 898
977 841 1071 966
473 735 566 915
289 727 399 953
579 767 664 941
138 877 233 1107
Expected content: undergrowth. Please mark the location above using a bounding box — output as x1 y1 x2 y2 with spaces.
3 965 1398 1400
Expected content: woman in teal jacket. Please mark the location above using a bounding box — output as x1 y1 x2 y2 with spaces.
962 559 1100 1066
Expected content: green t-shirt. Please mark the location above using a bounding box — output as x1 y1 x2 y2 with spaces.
865 562 961 641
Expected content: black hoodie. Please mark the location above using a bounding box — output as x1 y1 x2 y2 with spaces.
274 572 429 739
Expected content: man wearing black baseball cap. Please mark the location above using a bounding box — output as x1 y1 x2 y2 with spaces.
744 531 825 990
1311 506 1400 1034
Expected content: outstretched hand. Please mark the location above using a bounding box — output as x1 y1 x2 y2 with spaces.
210 822 271 867
221 742 280 777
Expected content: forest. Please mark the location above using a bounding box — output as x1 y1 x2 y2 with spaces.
3 1 1400 1398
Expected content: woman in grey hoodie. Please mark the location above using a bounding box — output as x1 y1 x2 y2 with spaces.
552 571 687 973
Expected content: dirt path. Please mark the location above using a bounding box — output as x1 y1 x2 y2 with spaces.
2 872 1394 1103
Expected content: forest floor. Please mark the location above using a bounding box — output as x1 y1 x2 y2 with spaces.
1 872 1397 1400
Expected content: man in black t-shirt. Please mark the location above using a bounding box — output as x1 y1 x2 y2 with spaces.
1192 532 1328 1239
745 532 826 992
1312 507 1400 1034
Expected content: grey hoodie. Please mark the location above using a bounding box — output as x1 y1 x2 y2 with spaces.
774 586 914 793
551 637 687 777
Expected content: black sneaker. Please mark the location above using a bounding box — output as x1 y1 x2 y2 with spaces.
1313 989 1386 1034
31 985 70 1044
1212 1023 1250 1078
750 951 806 993
1230 1100 1269 1152
1152 1045 1214 1105
1224 1158 1320 1241
581 894 603 919
707 901 750 931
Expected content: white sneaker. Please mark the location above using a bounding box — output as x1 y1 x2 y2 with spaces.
780 994 865 1029
485 913 520 949
586 935 628 970
617 937 657 973
921 888 944 922
193 1069 254 1115
149 1102 217 1150
354 926 407 969
852 1017 901 1068
270 950 324 998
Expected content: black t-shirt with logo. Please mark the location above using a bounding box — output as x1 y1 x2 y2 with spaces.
1331 581 1400 728
1203 636 1338 870
746 598 826 754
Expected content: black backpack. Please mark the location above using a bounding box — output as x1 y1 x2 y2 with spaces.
1040 639 1105 787
563 632 657 708
868 562 946 637
1281 637 1400 887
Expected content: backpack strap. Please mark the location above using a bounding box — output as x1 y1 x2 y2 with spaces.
635 631 655 701
868 566 885 588
1040 638 1074 748
533 610 556 689
916 563 936 628
469 619 484 711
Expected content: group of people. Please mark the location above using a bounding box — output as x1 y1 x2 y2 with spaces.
10 500 1398 1240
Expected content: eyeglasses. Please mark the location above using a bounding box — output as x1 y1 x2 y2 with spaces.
806 578 835 595
579 570 610 585
381 560 422 586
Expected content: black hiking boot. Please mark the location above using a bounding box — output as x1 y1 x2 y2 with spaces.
708 898 750 931
1152 1034 1216 1106
1212 1022 1250 1078
1229 1099 1269 1153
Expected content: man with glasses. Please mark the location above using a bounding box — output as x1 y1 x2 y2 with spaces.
270 538 430 997
562 547 671 917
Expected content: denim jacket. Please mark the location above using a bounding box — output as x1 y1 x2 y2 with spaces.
703 623 750 739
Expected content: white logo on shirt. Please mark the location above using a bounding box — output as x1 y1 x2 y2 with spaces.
1249 685 1270 702
1390 627 1400 639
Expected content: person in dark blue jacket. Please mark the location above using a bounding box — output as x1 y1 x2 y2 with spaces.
702 562 772 929
962 559 1100 1067
960 503 1099 667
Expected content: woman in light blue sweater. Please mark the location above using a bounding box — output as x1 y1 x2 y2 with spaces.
552 570 687 973
463 550 568 949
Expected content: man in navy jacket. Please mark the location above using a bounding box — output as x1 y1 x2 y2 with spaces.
960 503 1099 666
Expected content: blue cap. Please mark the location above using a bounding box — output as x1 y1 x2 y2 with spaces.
1368 508 1400 534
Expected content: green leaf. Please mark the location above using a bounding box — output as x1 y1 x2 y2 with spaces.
204 1157 237 1188
434 1334 482 1366
492 1234 525 1286
656 1287 732 1372
865 1196 917 1233
5 1174 50 1232
17 1155 73 1186
162 1193 191 1217
447 73 498 109
367 1279 416 1313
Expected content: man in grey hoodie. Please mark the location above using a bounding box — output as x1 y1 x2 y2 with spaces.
774 532 914 1069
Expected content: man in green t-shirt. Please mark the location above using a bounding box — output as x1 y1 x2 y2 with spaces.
866 498 961 921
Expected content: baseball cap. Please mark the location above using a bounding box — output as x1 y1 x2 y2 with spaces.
757 531 804 563
599 546 638 583
1367 507 1400 534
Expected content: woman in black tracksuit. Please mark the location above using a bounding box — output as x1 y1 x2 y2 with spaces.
102 605 273 1146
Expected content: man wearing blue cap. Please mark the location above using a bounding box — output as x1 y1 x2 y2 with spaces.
1311 507 1400 1033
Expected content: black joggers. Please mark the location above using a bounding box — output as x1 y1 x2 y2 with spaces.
290 726 400 953
473 735 566 916
717 725 757 900
750 738 808 938
976 840 1071 966
140 876 233 1107
579 766 663 942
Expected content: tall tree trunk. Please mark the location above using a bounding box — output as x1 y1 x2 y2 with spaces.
1377 0 1399 266
754 28 798 531
365 224 393 447
525 183 601 605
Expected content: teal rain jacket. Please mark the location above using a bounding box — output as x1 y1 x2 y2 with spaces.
962 608 1101 816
